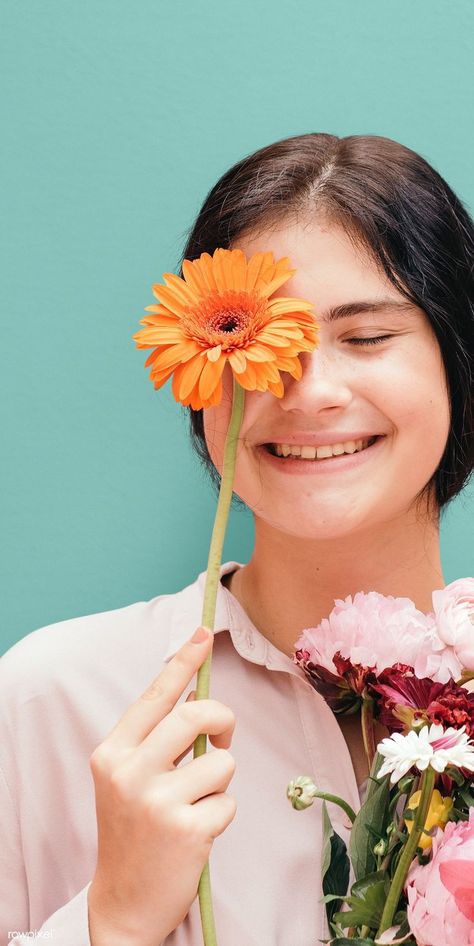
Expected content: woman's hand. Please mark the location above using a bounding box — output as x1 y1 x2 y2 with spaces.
87 626 237 946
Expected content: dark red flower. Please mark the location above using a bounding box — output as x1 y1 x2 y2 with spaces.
293 648 364 713
370 668 474 735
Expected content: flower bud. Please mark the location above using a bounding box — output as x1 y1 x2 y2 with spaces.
287 775 318 810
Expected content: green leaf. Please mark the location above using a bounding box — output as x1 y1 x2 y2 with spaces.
321 801 333 879
326 939 375 945
321 801 350 927
350 767 390 880
457 784 474 809
332 870 388 929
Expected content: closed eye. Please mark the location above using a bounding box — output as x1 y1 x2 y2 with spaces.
347 335 394 346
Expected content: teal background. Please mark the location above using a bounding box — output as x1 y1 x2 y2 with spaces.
1 1 473 654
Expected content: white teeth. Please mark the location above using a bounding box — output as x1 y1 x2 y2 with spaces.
316 445 333 459
271 438 373 459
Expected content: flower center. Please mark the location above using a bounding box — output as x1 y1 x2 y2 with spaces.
182 289 267 349
211 311 243 334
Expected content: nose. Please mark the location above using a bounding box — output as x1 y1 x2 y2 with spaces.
279 348 353 414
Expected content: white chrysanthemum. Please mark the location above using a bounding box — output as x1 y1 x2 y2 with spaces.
377 723 474 784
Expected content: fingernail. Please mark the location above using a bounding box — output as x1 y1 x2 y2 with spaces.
191 626 210 644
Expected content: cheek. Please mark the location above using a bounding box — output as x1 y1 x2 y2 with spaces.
381 347 451 467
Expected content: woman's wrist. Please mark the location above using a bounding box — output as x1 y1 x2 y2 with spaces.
87 883 168 946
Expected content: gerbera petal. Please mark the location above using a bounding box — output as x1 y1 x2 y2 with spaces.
260 261 296 298
144 348 163 368
161 272 198 307
152 367 175 390
266 317 312 329
191 253 220 294
180 259 206 297
171 362 189 402
150 341 201 374
230 362 258 388
150 284 189 318
212 248 247 292
198 354 226 401
175 354 206 401
228 249 247 290
256 331 293 347
243 252 272 292
188 382 203 409
265 322 305 339
267 298 316 316
262 363 282 383
245 343 278 362
202 377 223 409
267 378 285 397
140 312 180 327
133 326 184 346
274 356 303 378
228 349 247 373
143 304 174 316
211 249 233 293
206 345 222 362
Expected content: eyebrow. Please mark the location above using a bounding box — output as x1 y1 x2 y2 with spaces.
319 299 417 323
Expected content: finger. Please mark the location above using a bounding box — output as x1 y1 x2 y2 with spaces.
106 628 214 748
181 690 232 750
133 699 236 773
174 726 233 768
161 749 236 805
191 792 237 839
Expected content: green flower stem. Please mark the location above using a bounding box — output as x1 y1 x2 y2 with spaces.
310 789 357 824
376 766 435 938
361 695 376 771
193 376 245 946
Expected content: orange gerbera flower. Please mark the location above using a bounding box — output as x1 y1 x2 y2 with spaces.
132 247 319 410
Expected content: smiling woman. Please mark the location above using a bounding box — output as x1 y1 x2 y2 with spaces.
1 133 473 946
186 134 473 516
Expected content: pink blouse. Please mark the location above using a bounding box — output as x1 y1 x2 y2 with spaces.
0 561 362 945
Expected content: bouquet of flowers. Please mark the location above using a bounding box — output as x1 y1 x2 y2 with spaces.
287 579 474 946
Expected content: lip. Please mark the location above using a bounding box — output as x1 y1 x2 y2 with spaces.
258 431 386 448
256 435 386 475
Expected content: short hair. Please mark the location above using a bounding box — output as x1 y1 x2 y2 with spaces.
176 133 474 514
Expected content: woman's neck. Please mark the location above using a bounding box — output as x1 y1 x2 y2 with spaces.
224 511 445 659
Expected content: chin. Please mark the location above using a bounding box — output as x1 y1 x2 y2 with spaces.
253 507 375 541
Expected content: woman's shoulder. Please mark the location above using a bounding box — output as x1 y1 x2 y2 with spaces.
0 573 204 709
0 560 240 715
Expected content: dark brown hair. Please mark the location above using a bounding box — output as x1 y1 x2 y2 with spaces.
176 133 474 515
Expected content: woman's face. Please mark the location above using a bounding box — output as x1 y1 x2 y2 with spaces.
203 218 451 540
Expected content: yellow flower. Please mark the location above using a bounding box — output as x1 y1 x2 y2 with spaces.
405 788 453 850
132 247 318 409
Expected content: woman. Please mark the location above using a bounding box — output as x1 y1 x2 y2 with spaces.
1 133 473 946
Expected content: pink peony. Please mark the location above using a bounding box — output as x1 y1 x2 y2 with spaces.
406 808 474 946
431 578 474 673
293 591 440 710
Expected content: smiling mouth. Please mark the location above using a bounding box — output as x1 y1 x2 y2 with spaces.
261 435 381 460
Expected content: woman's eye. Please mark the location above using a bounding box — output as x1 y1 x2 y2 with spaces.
347 335 393 346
